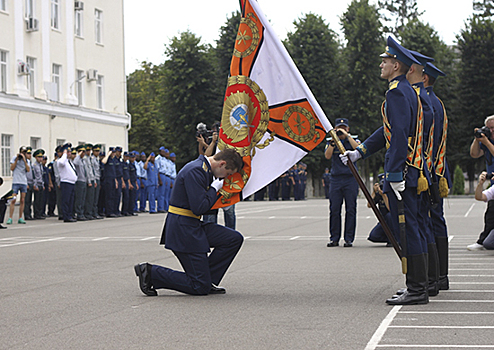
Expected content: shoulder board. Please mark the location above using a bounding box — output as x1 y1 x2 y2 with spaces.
413 85 420 95
389 80 399 90
202 162 208 172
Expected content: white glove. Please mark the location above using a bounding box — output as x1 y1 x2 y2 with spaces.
339 150 361 166
390 181 405 201
211 179 224 192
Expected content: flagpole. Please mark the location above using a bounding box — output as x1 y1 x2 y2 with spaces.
328 129 404 263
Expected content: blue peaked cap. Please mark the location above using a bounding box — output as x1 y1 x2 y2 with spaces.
409 50 434 66
424 62 446 79
380 36 421 67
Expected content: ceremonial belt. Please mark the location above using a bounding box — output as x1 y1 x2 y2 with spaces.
168 205 201 220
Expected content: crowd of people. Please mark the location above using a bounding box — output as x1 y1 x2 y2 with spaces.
3 144 177 225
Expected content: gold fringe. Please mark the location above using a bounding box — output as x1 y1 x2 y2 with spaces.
417 171 429 194
439 177 449 198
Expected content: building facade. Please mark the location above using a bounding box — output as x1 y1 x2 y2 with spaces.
0 0 129 186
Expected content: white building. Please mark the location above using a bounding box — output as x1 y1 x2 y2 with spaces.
0 0 129 187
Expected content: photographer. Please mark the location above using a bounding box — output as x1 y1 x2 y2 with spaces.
473 171 494 250
366 174 395 246
196 122 220 156
468 115 494 250
6 146 31 225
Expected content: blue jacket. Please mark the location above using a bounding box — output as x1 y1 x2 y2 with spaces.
160 155 219 253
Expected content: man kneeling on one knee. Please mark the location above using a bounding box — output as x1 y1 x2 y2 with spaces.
474 171 494 250
134 149 244 296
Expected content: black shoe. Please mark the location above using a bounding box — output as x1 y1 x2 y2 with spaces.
149 211 158 214
86 216 95 220
106 214 117 218
210 284 226 294
131 213 138 216
0 224 7 229
395 287 407 296
58 217 64 220
386 290 428 305
327 241 339 247
344 242 353 247
438 276 449 290
64 218 77 223
95 215 104 219
157 210 166 213
34 216 45 220
25 217 34 220
385 242 393 247
134 263 157 296
77 217 88 221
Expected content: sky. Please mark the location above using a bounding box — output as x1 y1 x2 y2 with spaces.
123 0 474 74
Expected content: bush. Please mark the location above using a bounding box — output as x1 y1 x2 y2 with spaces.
452 164 465 195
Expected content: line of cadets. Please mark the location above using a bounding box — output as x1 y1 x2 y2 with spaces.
266 163 308 201
21 144 177 220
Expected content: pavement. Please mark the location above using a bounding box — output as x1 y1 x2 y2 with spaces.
1 197 493 349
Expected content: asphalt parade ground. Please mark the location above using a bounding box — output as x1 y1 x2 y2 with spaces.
1 197 494 349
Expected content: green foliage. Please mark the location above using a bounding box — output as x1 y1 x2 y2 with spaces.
161 31 223 169
474 0 494 17
214 11 241 78
378 0 423 36
127 62 166 154
452 164 465 195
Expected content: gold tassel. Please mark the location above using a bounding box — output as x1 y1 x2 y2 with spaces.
439 177 449 198
417 171 429 194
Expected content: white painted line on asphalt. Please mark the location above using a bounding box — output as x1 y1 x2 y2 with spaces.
400 311 494 314
300 216 307 219
268 216 276 219
430 300 494 303
450 263 494 265
92 237 109 241
0 237 65 248
389 326 494 329
449 235 454 242
464 203 475 217
450 275 494 277
377 345 494 348
290 236 300 240
451 282 494 284
450 269 494 270
364 305 402 350
450 258 494 260
140 237 156 241
244 236 251 240
442 290 494 293
0 237 21 241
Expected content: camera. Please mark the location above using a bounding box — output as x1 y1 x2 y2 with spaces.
475 126 491 139
196 122 220 144
336 130 344 137
487 173 494 180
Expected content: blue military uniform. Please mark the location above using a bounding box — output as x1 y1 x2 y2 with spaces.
114 147 124 216
322 169 331 199
356 36 428 305
137 152 147 212
150 155 244 295
328 118 359 246
127 152 138 216
104 149 117 217
121 153 131 215
145 154 158 213
425 62 451 290
280 171 291 200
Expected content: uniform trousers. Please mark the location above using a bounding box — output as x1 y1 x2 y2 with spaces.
329 175 358 243
24 185 34 219
74 181 87 218
121 185 130 215
139 179 147 211
146 185 157 213
268 180 279 200
56 185 63 218
151 223 243 295
60 182 75 221
92 179 101 217
33 188 44 218
84 182 95 218
48 186 57 216
104 180 116 215
114 184 122 215
368 212 394 243
157 174 169 211
281 180 291 200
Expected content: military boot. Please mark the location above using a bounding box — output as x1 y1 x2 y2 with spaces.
386 253 429 305
436 236 449 290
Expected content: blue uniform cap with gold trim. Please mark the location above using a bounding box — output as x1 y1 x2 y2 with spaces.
335 118 349 127
150 152 155 157
170 152 176 157
424 62 446 79
124 151 129 157
380 36 421 67
159 146 165 151
409 50 434 66
140 152 145 156
129 152 136 158
115 146 122 152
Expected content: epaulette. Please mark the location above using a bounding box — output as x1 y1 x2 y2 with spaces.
389 80 399 90
413 85 421 95
202 162 208 172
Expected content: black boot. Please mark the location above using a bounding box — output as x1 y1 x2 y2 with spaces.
436 236 449 290
386 254 429 305
428 243 440 296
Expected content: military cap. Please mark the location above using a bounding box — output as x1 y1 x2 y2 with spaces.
33 149 45 157
76 145 86 152
71 148 77 154
335 118 349 127
150 152 155 157
159 146 166 151
42 155 47 160
99 151 106 157
124 151 129 157
55 145 62 153
26 147 32 154
129 152 136 158
93 144 101 151
85 143 93 150
409 50 434 66
380 36 420 67
424 62 446 79
140 152 146 156
170 152 176 157
109 147 115 152
115 146 122 152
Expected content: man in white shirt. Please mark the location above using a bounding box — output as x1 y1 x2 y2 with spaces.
474 171 494 249
58 145 78 223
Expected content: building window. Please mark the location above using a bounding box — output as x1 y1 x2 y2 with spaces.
26 56 36 97
1 134 13 177
0 0 7 12
75 8 83 37
0 50 7 92
96 75 104 109
56 139 65 147
52 64 61 102
30 137 41 150
25 0 35 18
51 0 59 29
76 69 84 105
95 9 102 44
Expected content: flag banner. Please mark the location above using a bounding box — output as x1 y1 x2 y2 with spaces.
212 0 332 209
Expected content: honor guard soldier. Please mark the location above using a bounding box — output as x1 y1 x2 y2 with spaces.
134 149 244 296
424 62 450 290
102 147 118 217
341 36 429 305
41 155 50 217
325 118 360 247
144 152 158 214
32 149 46 219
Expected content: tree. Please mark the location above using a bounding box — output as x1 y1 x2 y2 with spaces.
452 164 465 195
285 13 342 186
378 0 424 36
161 31 223 169
340 0 386 184
214 11 242 79
127 62 166 153
474 0 494 17
457 15 494 189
